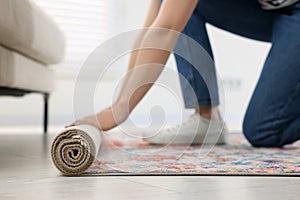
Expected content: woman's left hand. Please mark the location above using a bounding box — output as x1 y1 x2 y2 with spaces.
66 103 129 131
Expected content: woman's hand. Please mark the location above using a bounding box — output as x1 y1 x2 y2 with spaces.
66 0 198 131
66 103 130 131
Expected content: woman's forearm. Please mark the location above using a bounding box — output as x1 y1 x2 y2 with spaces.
115 0 160 107
126 0 161 71
116 0 198 115
117 29 178 112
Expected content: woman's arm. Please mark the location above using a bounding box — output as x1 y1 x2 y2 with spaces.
116 0 198 112
69 0 198 130
127 0 161 71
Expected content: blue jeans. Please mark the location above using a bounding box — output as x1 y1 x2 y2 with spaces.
171 0 300 147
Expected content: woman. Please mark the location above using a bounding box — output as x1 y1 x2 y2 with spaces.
68 0 300 147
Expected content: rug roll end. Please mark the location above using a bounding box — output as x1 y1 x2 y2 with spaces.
51 125 102 175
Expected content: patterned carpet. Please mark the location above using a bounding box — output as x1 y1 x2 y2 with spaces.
82 133 300 176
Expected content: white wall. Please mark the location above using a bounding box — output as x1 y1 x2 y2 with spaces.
0 0 271 132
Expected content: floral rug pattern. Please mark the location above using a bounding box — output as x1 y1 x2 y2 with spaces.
83 133 300 176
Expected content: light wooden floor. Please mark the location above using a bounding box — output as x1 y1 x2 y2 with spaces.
1 132 300 200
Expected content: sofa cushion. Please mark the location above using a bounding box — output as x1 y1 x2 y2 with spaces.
0 0 65 64
0 45 55 93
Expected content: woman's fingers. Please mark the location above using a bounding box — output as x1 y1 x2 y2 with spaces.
65 117 99 129
65 119 86 128
65 123 74 128
65 122 78 128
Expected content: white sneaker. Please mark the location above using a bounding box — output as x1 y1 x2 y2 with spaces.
143 114 226 145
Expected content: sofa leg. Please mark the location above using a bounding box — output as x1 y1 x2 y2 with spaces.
43 93 49 134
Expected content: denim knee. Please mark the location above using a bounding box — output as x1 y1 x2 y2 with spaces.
243 116 282 148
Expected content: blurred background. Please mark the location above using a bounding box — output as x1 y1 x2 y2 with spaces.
0 0 271 133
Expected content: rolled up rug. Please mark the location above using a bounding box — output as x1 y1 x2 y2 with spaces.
51 125 101 175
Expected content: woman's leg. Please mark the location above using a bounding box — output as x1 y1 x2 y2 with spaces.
243 3 300 147
175 0 274 117
174 12 218 109
145 0 275 144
